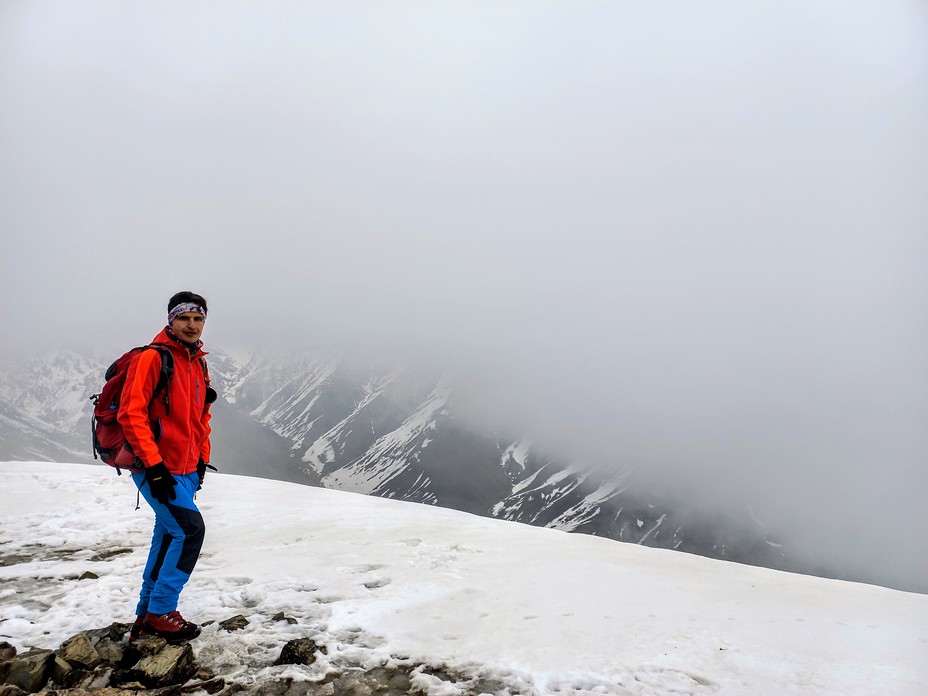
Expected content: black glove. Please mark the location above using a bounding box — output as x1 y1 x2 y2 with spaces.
196 458 217 490
145 462 177 505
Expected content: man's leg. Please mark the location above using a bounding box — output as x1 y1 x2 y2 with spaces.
132 472 205 615
135 523 172 617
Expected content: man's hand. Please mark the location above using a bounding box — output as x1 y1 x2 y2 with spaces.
145 462 177 505
197 459 217 490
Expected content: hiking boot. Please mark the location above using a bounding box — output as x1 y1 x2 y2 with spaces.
142 611 201 643
128 615 149 643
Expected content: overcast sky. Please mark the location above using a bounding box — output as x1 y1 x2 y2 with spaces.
1 1 926 590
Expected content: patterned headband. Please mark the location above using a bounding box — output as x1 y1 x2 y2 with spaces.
168 302 207 324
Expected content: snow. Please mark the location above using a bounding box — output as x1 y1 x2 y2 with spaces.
502 439 532 472
320 380 450 495
1 462 927 695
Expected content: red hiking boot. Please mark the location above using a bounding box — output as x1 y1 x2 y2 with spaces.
128 615 149 643
142 611 201 643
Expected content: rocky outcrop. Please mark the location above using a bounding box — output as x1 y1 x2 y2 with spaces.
121 640 196 689
0 624 215 695
0 649 55 693
274 638 326 667
1 615 494 696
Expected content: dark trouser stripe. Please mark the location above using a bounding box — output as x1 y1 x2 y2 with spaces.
149 533 173 582
166 504 205 575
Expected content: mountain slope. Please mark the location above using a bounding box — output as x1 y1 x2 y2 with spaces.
0 348 785 576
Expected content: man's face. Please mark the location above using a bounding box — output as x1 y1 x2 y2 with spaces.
170 312 205 343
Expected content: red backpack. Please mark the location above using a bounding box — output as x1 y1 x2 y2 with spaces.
90 345 174 472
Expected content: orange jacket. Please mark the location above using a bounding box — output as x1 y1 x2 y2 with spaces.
118 328 212 474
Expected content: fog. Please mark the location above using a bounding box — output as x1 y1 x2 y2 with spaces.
2 1 926 591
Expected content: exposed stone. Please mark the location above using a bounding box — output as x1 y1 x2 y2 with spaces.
50 657 71 686
330 666 413 696
0 684 26 696
123 636 168 661
0 644 16 662
192 668 215 682
39 688 182 696
181 677 225 694
77 572 98 581
89 548 133 562
81 666 112 690
112 681 146 690
83 625 128 665
60 669 90 689
218 616 249 633
271 613 297 626
1 649 55 693
275 638 325 667
246 678 322 696
56 635 101 671
129 643 196 689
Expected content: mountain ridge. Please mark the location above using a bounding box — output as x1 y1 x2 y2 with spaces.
0 347 788 575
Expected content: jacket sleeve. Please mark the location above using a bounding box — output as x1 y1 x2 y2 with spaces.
117 349 163 468
199 407 212 463
199 359 212 463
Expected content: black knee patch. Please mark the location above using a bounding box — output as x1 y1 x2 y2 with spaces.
166 505 205 575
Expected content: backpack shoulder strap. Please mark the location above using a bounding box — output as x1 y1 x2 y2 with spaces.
147 345 175 410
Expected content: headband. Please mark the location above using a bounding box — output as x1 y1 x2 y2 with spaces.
168 302 207 325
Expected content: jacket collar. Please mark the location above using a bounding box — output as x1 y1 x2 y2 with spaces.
152 327 208 359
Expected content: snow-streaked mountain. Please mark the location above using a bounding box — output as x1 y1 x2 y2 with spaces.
0 348 785 574
2 463 926 696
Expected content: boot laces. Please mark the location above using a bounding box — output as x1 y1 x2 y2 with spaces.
164 610 196 629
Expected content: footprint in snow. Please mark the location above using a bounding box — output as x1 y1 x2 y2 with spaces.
625 667 718 694
362 577 391 590
225 576 254 585
339 563 386 575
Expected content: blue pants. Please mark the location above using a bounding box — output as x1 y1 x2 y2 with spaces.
131 471 205 616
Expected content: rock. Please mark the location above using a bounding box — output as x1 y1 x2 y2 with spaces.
246 678 316 696
60 670 90 689
0 644 16 662
89 667 112 689
0 648 55 693
89 548 133 562
111 680 146 690
60 666 115 691
123 636 167 661
271 613 297 625
82 625 128 665
39 688 182 696
330 666 413 696
130 643 196 689
50 657 71 686
275 638 325 667
0 685 26 696
181 677 225 694
77 572 98 581
218 616 249 632
56 635 101 671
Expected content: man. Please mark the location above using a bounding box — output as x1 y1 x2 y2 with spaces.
118 291 216 643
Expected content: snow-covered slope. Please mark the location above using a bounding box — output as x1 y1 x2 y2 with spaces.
1 462 926 696
214 350 787 570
